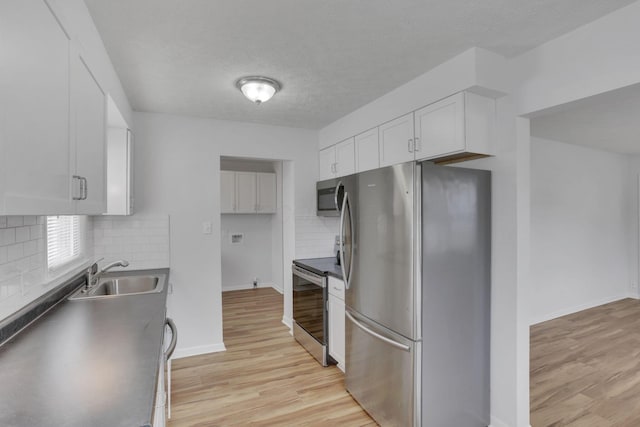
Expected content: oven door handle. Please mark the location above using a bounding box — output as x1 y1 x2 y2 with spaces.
292 265 326 287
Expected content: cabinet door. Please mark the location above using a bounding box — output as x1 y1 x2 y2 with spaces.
355 128 379 173
414 92 465 160
0 0 74 214
236 172 257 213
318 146 336 181
106 127 131 215
335 137 355 178
378 113 415 167
73 53 107 215
220 171 236 213
256 172 276 213
328 293 346 371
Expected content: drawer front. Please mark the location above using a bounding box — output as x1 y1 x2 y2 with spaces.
328 276 345 300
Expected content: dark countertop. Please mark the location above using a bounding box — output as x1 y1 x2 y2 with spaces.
0 268 170 427
294 257 343 280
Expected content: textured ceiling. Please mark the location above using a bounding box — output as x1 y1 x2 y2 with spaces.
531 83 640 154
85 0 635 129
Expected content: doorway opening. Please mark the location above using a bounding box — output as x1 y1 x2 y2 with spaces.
219 156 295 339
528 82 640 424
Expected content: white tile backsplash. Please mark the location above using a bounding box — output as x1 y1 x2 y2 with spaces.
93 214 170 270
0 216 47 306
295 215 339 259
0 215 94 321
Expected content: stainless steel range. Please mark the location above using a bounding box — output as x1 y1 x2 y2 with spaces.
292 264 333 366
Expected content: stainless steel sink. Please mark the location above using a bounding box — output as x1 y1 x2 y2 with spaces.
70 275 163 300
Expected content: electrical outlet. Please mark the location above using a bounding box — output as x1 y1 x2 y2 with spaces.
202 221 212 234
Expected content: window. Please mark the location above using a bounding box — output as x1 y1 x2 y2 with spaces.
46 216 81 271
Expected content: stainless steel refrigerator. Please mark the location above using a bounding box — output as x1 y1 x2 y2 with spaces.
337 161 490 427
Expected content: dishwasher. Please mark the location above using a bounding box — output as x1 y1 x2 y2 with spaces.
153 318 177 427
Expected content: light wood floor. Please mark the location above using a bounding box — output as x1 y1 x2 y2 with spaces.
531 298 640 426
168 287 376 427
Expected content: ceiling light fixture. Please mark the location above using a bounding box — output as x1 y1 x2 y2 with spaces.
235 76 281 104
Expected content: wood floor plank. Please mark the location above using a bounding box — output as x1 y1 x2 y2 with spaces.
168 288 375 426
531 298 640 426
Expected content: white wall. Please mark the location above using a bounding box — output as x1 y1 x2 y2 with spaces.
511 0 640 117
530 138 632 324
133 112 319 358
221 215 275 291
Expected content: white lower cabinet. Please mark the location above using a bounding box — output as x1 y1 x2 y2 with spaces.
328 276 345 371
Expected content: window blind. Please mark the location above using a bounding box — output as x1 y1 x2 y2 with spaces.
47 216 81 271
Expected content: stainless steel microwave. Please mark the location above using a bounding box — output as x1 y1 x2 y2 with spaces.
316 178 344 216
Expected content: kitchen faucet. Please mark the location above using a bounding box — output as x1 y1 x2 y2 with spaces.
85 260 130 290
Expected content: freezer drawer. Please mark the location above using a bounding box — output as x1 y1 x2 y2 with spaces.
345 308 419 427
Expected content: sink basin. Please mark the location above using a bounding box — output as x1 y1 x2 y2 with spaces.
70 275 163 300
91 276 159 295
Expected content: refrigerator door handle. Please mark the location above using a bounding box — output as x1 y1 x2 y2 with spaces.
339 191 354 289
334 180 343 211
345 311 410 352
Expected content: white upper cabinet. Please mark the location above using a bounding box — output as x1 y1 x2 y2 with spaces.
257 172 277 213
335 138 355 177
319 137 355 180
235 172 257 213
106 128 133 215
318 91 495 176
318 146 336 181
0 0 109 215
0 0 74 214
220 171 236 214
378 113 415 168
355 128 379 173
414 92 494 162
221 171 277 214
73 52 107 215
414 92 464 160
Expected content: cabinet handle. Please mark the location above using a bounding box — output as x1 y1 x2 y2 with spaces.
414 137 421 152
407 139 414 153
81 177 88 200
72 175 82 200
333 286 341 292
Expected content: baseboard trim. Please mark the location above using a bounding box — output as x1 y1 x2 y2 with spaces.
282 315 292 335
488 414 530 427
222 282 282 293
530 293 629 325
172 342 226 359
